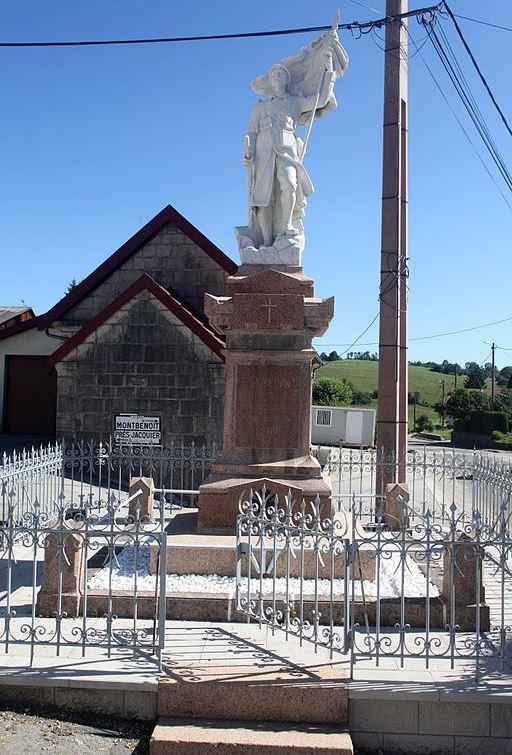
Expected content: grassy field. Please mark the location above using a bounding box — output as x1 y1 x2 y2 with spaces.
317 359 458 406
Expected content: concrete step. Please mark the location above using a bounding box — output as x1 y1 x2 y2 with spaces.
157 664 348 725
150 718 354 755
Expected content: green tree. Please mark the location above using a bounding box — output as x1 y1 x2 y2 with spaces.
313 377 353 407
416 415 434 432
464 363 487 390
327 351 340 362
494 390 512 419
65 278 78 295
445 388 489 420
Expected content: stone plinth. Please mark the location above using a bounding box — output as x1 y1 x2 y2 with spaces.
383 482 410 530
129 476 155 523
198 266 334 532
36 520 85 618
442 531 489 631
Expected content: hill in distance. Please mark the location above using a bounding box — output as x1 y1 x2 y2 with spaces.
317 359 457 406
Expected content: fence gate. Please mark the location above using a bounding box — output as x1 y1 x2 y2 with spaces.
235 486 351 657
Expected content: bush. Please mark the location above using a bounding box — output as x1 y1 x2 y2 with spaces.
491 431 512 447
351 390 372 406
312 377 353 407
445 389 490 420
416 415 435 432
454 410 509 435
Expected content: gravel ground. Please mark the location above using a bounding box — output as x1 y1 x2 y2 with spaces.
0 707 152 754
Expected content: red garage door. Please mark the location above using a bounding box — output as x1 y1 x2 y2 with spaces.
4 356 57 435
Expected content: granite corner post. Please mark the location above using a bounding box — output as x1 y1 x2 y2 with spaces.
197 264 334 532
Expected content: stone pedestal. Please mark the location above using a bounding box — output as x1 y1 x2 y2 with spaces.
129 476 155 523
197 265 334 532
36 520 85 618
442 531 489 631
383 482 410 530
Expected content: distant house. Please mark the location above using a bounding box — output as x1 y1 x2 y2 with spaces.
0 306 35 331
0 205 237 444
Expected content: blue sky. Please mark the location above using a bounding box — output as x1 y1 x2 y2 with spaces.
1 0 511 368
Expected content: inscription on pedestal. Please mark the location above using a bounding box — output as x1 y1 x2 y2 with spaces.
235 365 301 448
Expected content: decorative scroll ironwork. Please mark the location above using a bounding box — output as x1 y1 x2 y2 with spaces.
0 482 168 668
237 473 512 676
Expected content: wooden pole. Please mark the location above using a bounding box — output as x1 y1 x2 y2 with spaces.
377 0 409 492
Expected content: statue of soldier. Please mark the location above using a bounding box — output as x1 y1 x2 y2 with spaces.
236 20 349 262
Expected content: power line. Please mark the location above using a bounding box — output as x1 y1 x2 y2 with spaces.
443 2 512 140
0 3 444 47
346 0 383 16
453 13 512 34
421 16 512 195
319 313 512 350
338 313 380 356
406 26 512 211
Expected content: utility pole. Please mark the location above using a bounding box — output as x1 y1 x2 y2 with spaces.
491 342 496 409
440 379 445 428
376 0 409 492
454 363 458 391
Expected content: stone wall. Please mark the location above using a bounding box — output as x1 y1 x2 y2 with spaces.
56 222 230 327
56 292 224 446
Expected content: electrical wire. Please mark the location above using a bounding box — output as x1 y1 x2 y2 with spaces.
418 15 512 205
338 313 380 356
319 313 512 351
0 3 444 47
443 1 512 139
453 14 512 34
407 25 512 211
346 0 383 17
425 22 512 192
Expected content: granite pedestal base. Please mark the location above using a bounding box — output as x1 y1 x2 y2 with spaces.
197 471 332 533
197 264 335 533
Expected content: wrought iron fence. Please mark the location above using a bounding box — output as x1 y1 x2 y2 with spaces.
0 482 168 667
1 443 63 523
314 445 512 531
0 438 219 666
236 479 512 677
1 439 219 523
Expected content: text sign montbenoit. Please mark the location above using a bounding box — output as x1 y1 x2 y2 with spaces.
114 414 161 446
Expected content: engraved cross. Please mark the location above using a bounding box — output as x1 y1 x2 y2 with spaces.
261 297 277 324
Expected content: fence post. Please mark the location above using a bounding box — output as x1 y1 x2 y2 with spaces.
36 517 86 618
442 529 489 632
129 477 155 522
384 482 410 530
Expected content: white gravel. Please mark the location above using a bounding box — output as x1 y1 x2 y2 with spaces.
87 544 439 598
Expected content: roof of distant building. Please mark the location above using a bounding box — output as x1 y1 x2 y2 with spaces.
0 306 35 327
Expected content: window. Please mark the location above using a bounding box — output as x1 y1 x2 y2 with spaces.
316 409 332 427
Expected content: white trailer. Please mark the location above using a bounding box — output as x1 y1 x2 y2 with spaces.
311 405 376 447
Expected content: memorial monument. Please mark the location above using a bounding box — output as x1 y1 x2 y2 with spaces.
197 18 349 531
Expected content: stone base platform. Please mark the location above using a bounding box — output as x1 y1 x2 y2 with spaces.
197 472 333 533
147 508 375 581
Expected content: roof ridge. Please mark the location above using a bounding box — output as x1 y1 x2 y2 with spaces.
39 204 237 329
48 273 226 367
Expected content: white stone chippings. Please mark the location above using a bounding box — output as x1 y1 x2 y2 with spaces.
87 544 439 598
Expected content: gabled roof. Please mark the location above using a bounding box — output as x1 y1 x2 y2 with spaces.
0 306 34 326
48 273 225 367
39 204 237 329
0 317 38 341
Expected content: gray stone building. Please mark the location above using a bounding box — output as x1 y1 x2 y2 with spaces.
0 205 237 445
